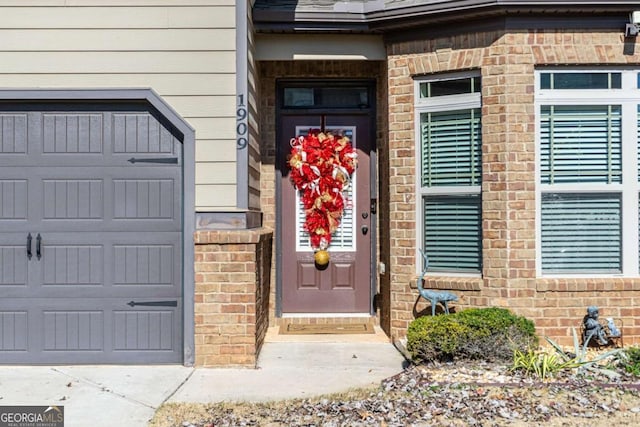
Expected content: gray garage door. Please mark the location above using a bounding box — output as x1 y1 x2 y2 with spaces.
0 103 183 364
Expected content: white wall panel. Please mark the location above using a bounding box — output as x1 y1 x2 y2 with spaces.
196 162 236 184
0 74 235 96
196 185 236 208
0 52 235 74
0 29 235 51
196 139 236 162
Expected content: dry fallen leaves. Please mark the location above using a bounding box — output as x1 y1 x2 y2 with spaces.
150 361 640 427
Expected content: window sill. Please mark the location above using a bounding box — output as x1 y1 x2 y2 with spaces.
416 276 482 291
537 278 638 292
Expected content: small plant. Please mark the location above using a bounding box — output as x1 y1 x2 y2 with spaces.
510 348 569 380
512 328 623 380
407 307 538 363
619 346 640 376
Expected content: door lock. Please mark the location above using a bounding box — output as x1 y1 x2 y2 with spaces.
361 225 369 235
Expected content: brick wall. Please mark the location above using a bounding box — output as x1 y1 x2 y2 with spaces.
387 29 640 346
193 228 272 367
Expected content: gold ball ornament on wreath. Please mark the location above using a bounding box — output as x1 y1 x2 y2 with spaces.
314 250 330 267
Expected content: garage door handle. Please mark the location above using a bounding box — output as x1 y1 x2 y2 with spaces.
26 233 32 260
36 233 42 260
127 300 178 307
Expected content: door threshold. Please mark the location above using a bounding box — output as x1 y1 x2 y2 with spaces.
281 313 372 318
264 325 389 343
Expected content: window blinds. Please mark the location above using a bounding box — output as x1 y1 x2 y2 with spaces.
540 105 621 184
421 109 481 187
423 195 482 272
541 193 621 273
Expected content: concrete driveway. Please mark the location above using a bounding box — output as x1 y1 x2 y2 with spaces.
0 339 406 427
0 365 192 427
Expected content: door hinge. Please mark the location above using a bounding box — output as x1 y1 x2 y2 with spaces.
127 157 178 164
127 300 178 307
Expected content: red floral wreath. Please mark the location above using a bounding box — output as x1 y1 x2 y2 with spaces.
288 130 358 251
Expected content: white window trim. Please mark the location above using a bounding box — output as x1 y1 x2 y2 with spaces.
535 69 640 278
414 71 482 277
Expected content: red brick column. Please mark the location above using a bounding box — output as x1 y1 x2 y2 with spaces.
193 228 273 367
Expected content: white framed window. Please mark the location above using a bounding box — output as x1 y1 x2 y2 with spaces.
536 69 640 277
415 72 482 274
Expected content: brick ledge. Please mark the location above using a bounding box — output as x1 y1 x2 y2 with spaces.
419 276 482 291
537 278 640 292
194 227 273 245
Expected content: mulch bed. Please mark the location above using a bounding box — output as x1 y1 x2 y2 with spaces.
151 360 640 427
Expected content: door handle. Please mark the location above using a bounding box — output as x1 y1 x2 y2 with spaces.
36 233 42 260
27 233 32 260
361 225 369 235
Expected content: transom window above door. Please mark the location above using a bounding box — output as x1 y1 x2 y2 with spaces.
283 87 370 109
536 69 640 276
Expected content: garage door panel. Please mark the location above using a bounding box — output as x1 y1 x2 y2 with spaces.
43 310 104 351
43 113 104 154
0 234 29 292
42 244 103 287
0 179 28 220
106 232 182 295
0 113 27 155
0 310 28 351
42 179 103 220
0 246 28 286
113 113 178 155
113 244 174 287
113 310 175 351
113 178 176 220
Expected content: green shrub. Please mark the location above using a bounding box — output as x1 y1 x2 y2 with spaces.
406 307 538 363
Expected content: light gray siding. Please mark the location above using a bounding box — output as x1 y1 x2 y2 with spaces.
0 0 237 210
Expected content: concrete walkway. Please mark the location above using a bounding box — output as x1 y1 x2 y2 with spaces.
0 331 406 427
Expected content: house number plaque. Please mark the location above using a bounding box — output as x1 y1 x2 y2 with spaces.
237 94 248 149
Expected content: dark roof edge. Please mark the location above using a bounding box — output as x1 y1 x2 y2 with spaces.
368 1 640 22
254 1 640 33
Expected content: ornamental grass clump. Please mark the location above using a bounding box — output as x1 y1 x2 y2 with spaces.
510 348 570 380
406 307 538 363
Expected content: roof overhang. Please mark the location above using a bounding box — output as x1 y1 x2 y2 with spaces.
253 0 640 34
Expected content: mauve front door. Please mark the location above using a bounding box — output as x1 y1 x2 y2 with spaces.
279 114 371 313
